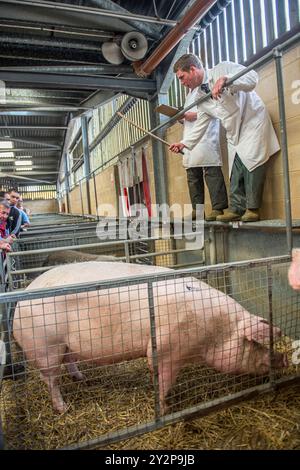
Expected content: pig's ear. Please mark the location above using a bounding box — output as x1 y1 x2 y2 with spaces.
243 318 271 344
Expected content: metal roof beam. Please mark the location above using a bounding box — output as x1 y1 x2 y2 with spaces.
0 148 60 153
79 90 116 109
0 18 116 39
5 88 86 98
0 137 61 148
0 109 88 114
0 172 56 183
0 164 59 168
0 65 133 75
0 125 68 129
0 34 103 51
0 71 157 93
0 170 59 174
0 0 177 27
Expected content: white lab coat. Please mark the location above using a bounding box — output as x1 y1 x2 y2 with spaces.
182 88 222 169
181 61 280 175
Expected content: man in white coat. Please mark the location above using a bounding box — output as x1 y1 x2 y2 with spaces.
170 54 280 222
181 86 228 221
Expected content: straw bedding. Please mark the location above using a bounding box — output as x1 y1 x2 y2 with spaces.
0 337 299 450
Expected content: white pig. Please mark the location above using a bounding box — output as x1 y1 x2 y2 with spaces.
13 262 287 414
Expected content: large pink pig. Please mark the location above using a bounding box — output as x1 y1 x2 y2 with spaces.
288 249 300 290
13 262 287 414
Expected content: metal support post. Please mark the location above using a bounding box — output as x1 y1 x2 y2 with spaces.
64 152 71 214
81 116 92 215
274 48 293 255
148 94 169 209
147 281 161 420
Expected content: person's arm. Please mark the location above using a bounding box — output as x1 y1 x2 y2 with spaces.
213 62 258 96
170 111 212 153
21 210 30 226
0 240 11 252
10 210 22 236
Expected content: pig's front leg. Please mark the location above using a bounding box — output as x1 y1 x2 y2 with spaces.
147 341 181 415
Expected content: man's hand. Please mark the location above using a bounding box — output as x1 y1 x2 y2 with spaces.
212 76 228 99
0 240 11 252
169 143 186 153
183 111 197 122
6 235 15 244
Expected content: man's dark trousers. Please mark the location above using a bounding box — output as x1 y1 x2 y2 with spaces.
186 166 228 210
229 154 267 215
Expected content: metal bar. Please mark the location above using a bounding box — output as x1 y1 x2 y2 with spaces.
0 19 116 39
227 2 236 61
0 125 68 129
0 137 61 149
0 65 133 75
267 263 276 387
289 0 300 29
124 243 130 263
212 17 220 65
93 173 99 220
0 173 56 183
276 0 287 36
274 48 293 255
218 11 227 61
253 0 263 52
242 0 254 59
0 254 291 304
264 0 276 44
0 71 157 93
0 0 178 26
0 148 59 153
0 109 89 114
0 35 102 51
81 116 92 215
147 281 161 420
209 226 217 264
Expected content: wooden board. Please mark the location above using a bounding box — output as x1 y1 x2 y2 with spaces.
155 104 180 117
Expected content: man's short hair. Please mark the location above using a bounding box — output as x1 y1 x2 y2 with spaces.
8 188 19 194
173 54 203 73
0 199 10 209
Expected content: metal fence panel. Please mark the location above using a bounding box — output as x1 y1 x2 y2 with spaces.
0 256 299 449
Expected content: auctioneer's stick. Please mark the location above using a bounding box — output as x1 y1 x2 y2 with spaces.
117 111 185 154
